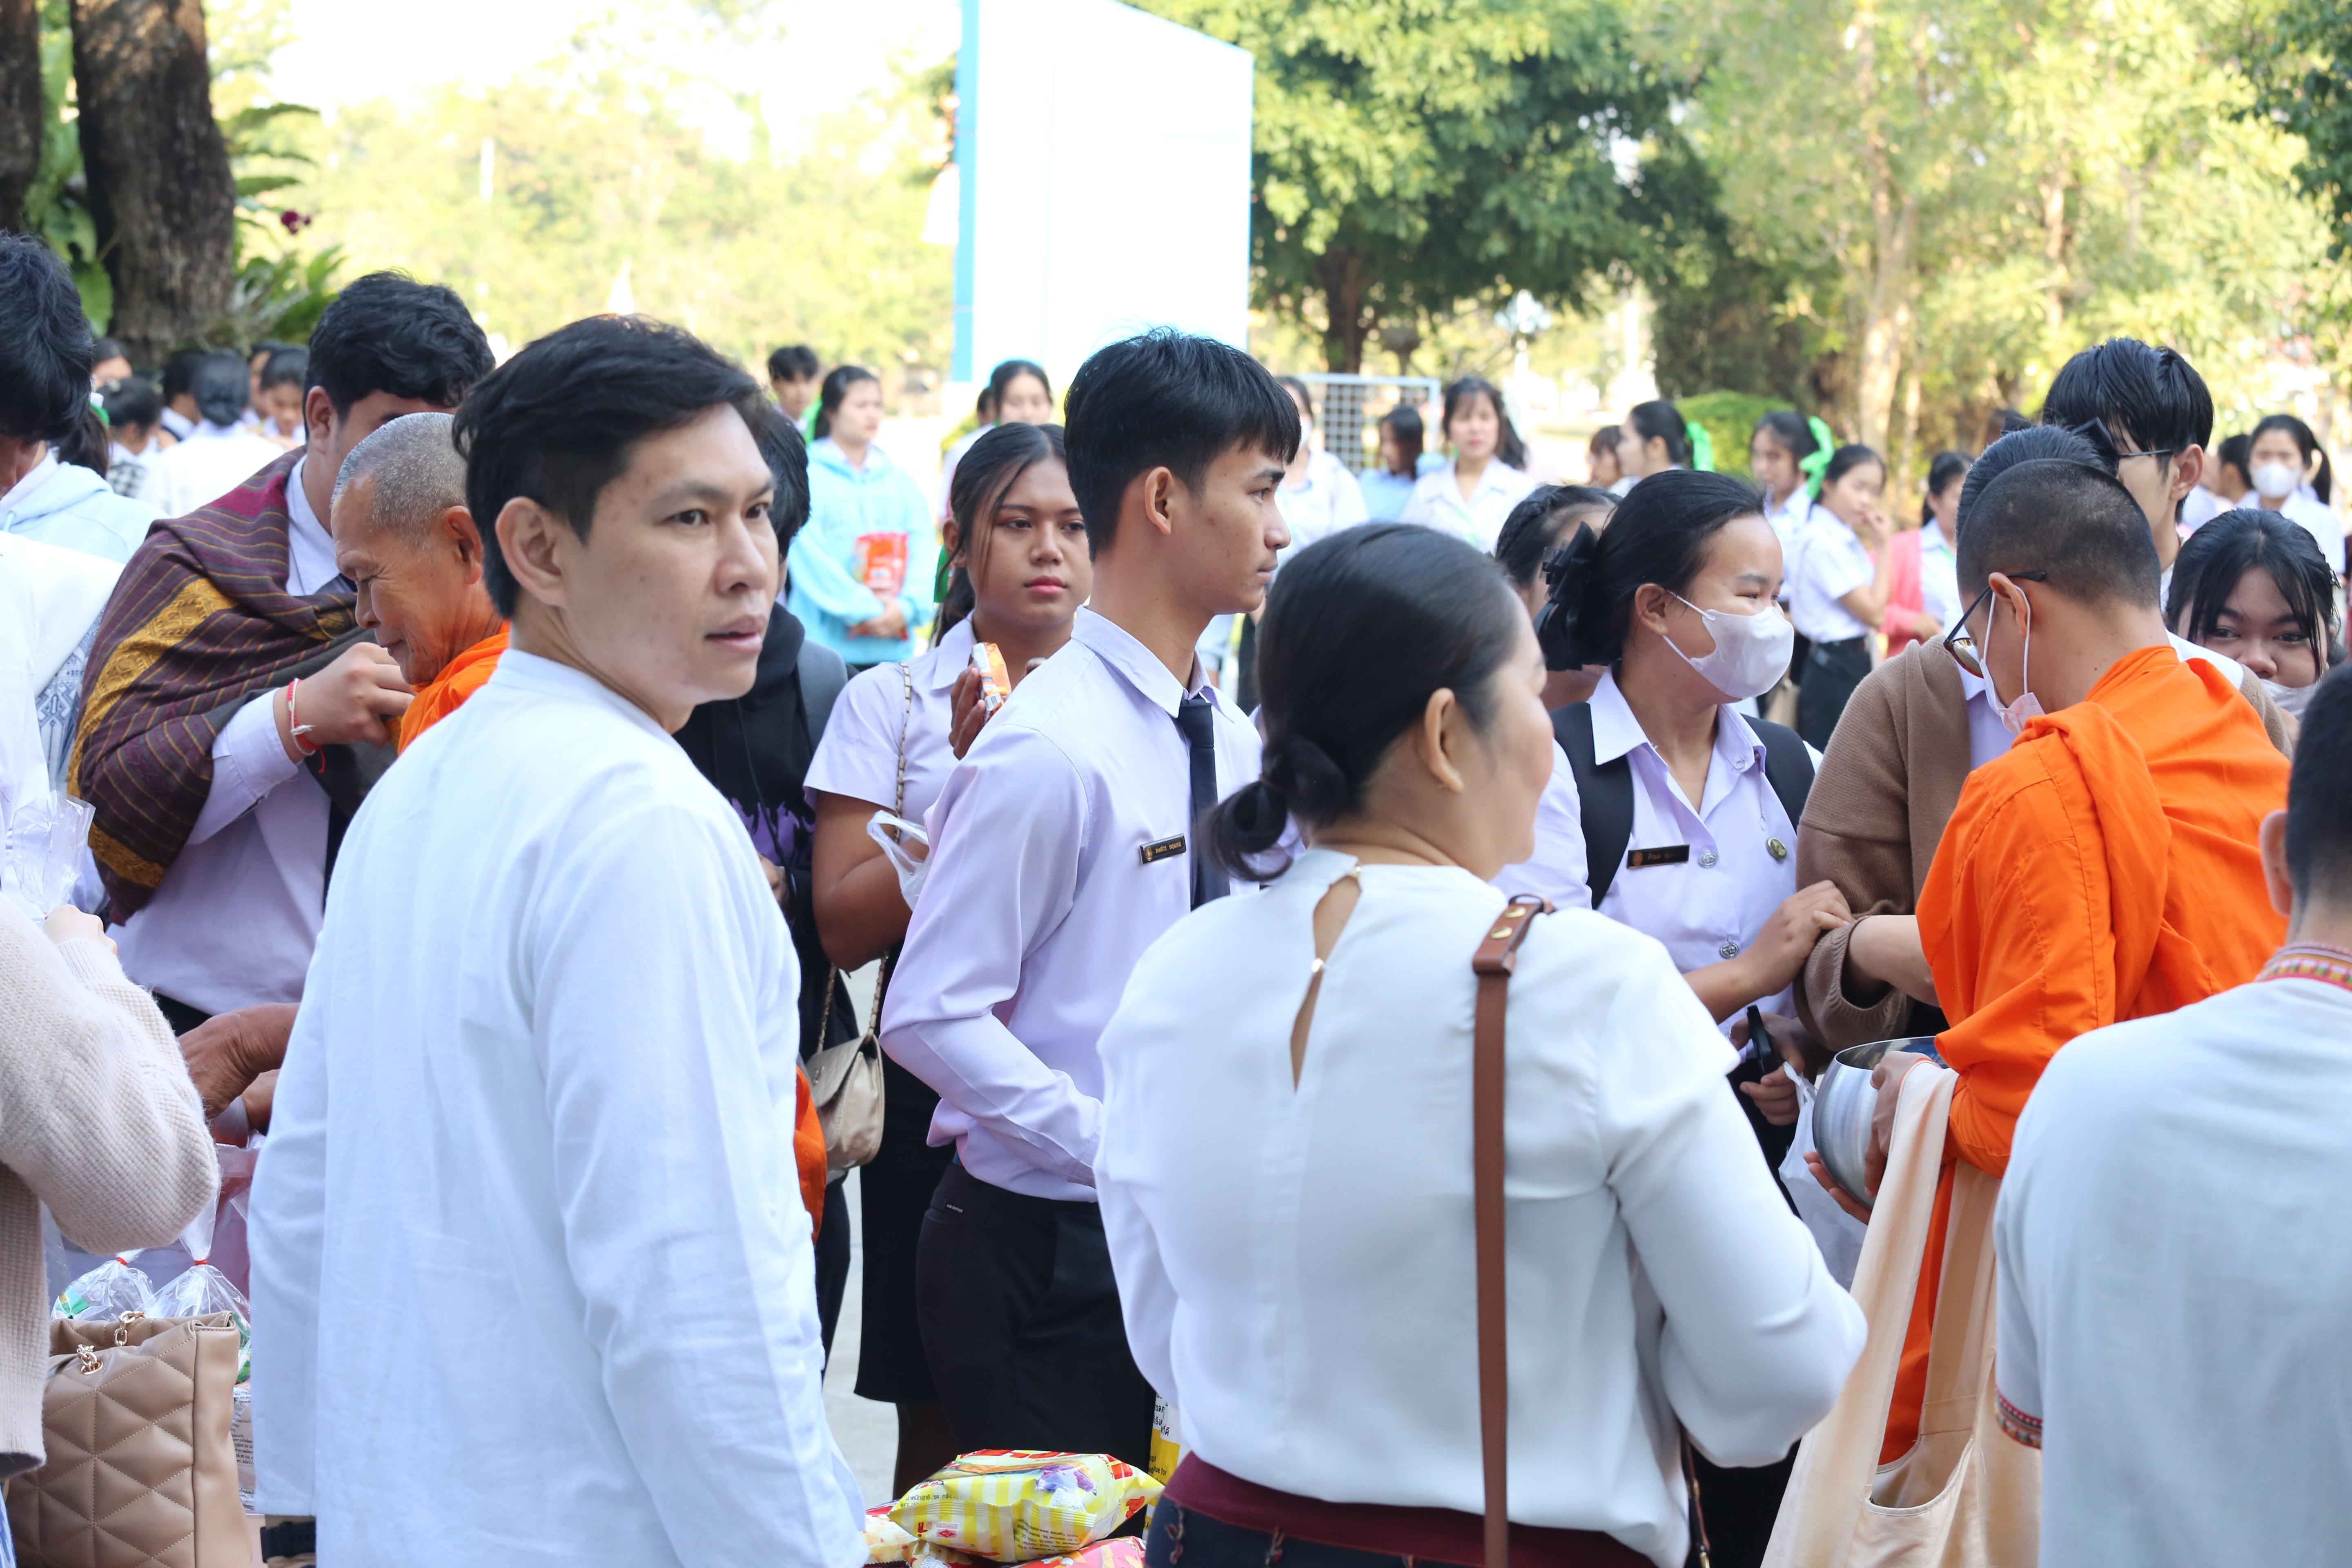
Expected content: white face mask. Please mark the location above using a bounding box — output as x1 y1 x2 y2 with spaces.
1664 592 1796 702
1984 589 2045 736
2262 676 2316 718
2251 461 2301 501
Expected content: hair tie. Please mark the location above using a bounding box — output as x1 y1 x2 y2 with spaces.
1686 419 1716 474
1801 416 1835 497
1536 521 1602 670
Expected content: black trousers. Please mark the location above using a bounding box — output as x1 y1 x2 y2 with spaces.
1795 635 1871 750
855 1056 958 1403
816 1179 850 1359
916 1161 1155 1466
1689 1447 1797 1568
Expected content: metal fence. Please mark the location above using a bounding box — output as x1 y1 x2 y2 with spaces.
1297 373 1443 475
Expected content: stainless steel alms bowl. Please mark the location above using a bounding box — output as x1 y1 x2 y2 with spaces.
1813 1036 1943 1210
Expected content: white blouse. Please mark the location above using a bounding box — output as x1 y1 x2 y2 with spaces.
1097 849 1863 1568
804 616 974 823
1401 459 1537 551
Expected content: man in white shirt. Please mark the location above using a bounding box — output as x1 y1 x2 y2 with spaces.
249 314 864 1566
881 330 1297 1464
140 350 287 518
1994 667 2352 1568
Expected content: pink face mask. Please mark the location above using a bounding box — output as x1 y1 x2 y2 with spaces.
1986 590 2045 736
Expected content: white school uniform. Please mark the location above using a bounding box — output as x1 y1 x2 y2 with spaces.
249 650 862 1566
1789 512 1875 643
1762 484 1814 556
1400 458 1537 551
1492 742 1592 912
1096 848 1864 1568
878 607 1261 1202
142 420 284 517
2270 489 2346 574
1917 517 1962 633
803 616 973 824
1276 448 1369 560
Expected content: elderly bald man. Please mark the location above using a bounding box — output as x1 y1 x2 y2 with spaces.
330 412 508 752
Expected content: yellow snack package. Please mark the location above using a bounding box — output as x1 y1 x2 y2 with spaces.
888 1450 1161 1562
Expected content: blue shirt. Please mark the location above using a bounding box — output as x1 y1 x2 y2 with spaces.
785 437 936 666
0 454 159 564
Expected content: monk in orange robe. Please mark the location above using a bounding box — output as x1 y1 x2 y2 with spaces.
1842 457 2289 1462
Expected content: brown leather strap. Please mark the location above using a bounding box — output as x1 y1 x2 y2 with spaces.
1471 894 1547 1568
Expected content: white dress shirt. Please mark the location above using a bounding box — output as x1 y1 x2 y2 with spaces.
1762 485 1815 555
1276 449 1368 561
1916 518 1962 631
1996 973 2352 1568
248 649 862 1566
2270 489 2346 574
1401 459 1537 550
1789 513 1874 643
112 459 341 1014
804 617 972 823
1492 741 1592 911
880 608 1260 1201
1097 849 1864 1568
143 420 284 518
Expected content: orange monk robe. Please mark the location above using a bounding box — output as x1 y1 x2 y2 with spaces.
388 620 832 1234
1882 644 2287 1462
394 626 510 753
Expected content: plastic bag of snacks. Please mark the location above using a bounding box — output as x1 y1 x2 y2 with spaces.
889 1452 1161 1562
1030 1539 1146 1568
53 1252 158 1320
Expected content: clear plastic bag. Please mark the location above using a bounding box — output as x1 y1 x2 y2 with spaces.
2 793 95 918
53 1253 158 1320
867 811 932 906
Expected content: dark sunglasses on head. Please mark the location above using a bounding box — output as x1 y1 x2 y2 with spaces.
1942 571 2049 679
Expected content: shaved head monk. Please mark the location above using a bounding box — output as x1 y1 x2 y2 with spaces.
1833 457 2289 1464
329 413 508 752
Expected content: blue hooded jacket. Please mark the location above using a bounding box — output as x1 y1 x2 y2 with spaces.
786 437 935 665
1 456 159 564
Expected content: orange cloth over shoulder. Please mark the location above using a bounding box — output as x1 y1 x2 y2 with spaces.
1883 644 2286 1463
395 626 510 753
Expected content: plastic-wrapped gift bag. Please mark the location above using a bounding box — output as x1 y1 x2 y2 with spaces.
53 1253 158 1320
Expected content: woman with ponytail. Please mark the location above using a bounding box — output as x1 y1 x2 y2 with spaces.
2247 413 2345 575
1617 399 1707 494
1096 522 1862 1568
1790 443 1907 746
1748 410 1833 551
1400 376 1536 548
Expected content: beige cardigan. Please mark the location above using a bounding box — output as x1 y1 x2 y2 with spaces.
0 904 218 1478
1795 642 2292 1052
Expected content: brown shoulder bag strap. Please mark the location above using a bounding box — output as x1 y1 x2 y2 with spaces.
1471 893 1548 1568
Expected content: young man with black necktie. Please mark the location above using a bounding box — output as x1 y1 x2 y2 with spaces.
880 330 1297 1464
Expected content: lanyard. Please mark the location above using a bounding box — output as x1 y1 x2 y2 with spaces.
2256 942 2352 997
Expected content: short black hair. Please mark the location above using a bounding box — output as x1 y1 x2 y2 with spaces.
162 348 207 401
453 314 766 618
1628 399 1692 466
1957 423 2108 535
0 233 97 444
194 351 251 426
1823 443 1884 490
100 374 161 432
1062 329 1298 553
2286 667 2352 904
766 344 820 382
2213 432 2252 483
748 399 811 550
1493 483 1615 590
2041 338 2213 458
91 336 127 367
1956 458 2158 610
307 271 493 419
260 345 308 391
2167 508 2340 655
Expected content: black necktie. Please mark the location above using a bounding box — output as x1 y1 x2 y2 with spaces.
1175 694 1230 908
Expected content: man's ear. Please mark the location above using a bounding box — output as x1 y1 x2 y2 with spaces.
497 497 571 611
303 386 336 451
1136 466 1180 540
443 505 487 582
2259 808 2296 921
2170 444 2204 504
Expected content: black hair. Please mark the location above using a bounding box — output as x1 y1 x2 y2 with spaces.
2041 337 2214 460
306 272 492 419
1627 399 1691 467
2250 413 2334 506
452 314 765 618
1061 328 1298 555
1753 410 1820 463
2213 432 2252 488
1921 450 1972 527
2165 508 2339 660
0 233 97 444
1275 375 1315 424
100 375 161 432
194 352 251 426
1589 425 1622 458
260 346 308 392
1493 484 1615 590
1956 459 2158 610
2285 666 2352 903
934 421 1071 642
1443 376 1527 470
981 359 1052 423
813 364 879 442
162 349 206 402
1202 523 1526 877
53 404 111 479
1537 468 1766 670
1956 424 2109 534
1822 444 1884 492
766 344 821 383
747 399 812 551
90 335 127 367
1379 404 1424 476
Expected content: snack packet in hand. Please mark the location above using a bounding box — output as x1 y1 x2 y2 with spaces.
890 1451 1161 1562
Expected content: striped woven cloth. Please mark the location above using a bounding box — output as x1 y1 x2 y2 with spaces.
69 450 365 917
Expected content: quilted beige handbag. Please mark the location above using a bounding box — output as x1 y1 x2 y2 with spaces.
6 1311 253 1568
1763 1063 2039 1568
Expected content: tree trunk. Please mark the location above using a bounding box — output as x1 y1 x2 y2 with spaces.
2040 171 2069 335
0 0 41 228
1316 247 1371 373
1849 0 1914 452
71 0 233 362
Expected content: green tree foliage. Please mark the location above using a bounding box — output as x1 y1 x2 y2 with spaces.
1136 0 1684 372
2242 0 2352 259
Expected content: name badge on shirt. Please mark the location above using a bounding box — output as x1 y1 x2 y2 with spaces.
1140 834 1187 865
1625 844 1691 870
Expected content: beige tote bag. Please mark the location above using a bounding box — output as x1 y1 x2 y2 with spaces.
1763 1063 2039 1568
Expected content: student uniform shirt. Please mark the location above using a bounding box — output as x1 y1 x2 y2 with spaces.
2270 489 2346 575
1275 449 1368 560
1400 459 1537 551
1492 742 1593 913
1790 512 1875 644
1916 518 1962 633
879 608 1261 1202
804 616 973 824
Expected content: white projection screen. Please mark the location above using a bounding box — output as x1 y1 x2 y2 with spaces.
952 0 1254 390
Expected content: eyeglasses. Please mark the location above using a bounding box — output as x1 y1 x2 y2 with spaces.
1943 571 2049 679
2113 445 2178 469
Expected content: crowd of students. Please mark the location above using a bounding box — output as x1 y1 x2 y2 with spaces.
4 215 2352 1568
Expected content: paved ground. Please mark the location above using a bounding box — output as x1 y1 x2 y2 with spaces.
825 964 900 1508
